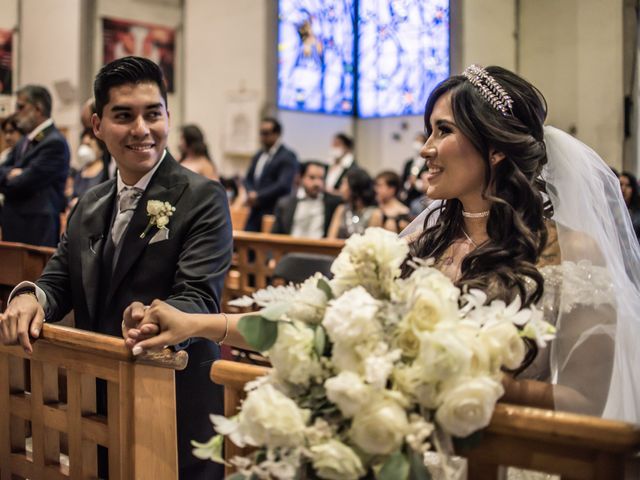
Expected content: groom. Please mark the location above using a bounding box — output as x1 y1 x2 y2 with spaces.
0 57 231 479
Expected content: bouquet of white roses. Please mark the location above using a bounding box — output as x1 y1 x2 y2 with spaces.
193 228 555 480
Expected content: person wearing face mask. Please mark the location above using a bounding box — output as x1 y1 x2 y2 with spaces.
72 128 106 200
400 132 427 205
325 132 356 195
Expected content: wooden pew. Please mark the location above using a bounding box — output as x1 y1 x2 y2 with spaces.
223 232 344 312
210 360 640 479
0 242 55 310
0 323 186 480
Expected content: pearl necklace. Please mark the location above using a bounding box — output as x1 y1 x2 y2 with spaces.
462 210 489 218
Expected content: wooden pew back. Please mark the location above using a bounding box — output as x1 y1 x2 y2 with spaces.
0 324 185 480
0 242 54 310
211 360 640 479
223 232 344 311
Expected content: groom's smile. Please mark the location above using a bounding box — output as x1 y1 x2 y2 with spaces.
92 82 170 185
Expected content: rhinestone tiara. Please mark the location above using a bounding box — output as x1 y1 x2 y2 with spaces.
462 64 514 117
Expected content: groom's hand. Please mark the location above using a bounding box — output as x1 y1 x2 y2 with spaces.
123 301 159 349
0 293 45 354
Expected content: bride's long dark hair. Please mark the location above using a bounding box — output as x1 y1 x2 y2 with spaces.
406 67 552 371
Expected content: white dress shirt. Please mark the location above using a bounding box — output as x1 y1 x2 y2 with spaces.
290 187 325 238
326 152 354 192
253 140 282 184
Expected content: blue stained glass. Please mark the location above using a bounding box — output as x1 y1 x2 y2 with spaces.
278 0 356 115
357 0 450 118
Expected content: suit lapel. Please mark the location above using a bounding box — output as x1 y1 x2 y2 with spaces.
108 156 188 300
80 181 116 320
286 197 298 233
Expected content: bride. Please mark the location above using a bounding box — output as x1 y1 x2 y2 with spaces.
124 65 640 425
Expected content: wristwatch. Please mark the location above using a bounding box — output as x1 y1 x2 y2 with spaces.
12 286 37 299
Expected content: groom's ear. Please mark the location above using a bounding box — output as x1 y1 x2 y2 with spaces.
91 113 103 141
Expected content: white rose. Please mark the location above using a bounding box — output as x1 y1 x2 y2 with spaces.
363 343 402 389
398 265 459 306
310 440 366 480
456 322 492 375
435 376 504 437
417 329 472 383
146 200 164 216
330 341 365 374
287 276 329 325
330 227 408 298
237 384 310 447
404 287 458 334
268 321 323 386
480 321 525 370
155 215 170 228
350 398 409 455
322 287 381 345
325 371 372 418
391 321 421 358
392 362 440 409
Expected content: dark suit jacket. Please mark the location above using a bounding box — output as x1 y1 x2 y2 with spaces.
272 192 342 237
0 123 70 246
244 144 298 231
36 154 232 472
328 159 358 192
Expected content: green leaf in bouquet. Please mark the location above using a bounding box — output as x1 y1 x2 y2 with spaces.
408 448 432 480
260 302 290 321
238 314 279 351
317 278 334 300
376 451 409 480
313 326 326 357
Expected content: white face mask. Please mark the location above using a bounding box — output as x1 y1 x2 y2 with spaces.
330 147 345 161
412 141 424 154
73 144 97 170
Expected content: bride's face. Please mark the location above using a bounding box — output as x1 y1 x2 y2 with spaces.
422 93 487 203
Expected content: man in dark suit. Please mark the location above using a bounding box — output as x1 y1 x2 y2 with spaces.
272 160 341 238
0 85 70 247
0 57 231 479
244 117 298 231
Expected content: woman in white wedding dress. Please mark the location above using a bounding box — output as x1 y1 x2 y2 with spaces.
124 65 640 427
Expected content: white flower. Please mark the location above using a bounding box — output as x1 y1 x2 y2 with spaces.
309 440 366 480
268 321 323 386
392 362 440 409
330 340 365 374
322 286 381 345
330 227 408 298
191 434 225 464
480 320 526 370
417 329 472 383
141 199 175 238
236 384 310 448
304 418 334 446
391 321 421 358
229 284 298 308
324 371 373 418
521 305 556 348
404 286 459 334
436 376 504 437
363 343 402 389
350 397 409 455
466 296 530 327
405 414 434 454
287 275 330 325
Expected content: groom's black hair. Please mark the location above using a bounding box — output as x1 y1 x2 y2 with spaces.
93 56 168 117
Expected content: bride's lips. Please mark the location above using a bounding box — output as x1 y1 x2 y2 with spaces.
426 163 443 182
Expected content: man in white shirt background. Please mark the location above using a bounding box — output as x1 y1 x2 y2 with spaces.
272 160 342 238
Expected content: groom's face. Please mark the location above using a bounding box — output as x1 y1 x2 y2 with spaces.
92 81 170 185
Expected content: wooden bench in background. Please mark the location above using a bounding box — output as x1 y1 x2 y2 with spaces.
223 232 344 312
211 360 640 479
0 242 54 310
0 323 186 480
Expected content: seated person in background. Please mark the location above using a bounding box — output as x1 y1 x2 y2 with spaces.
272 160 341 238
325 132 356 195
618 171 640 241
178 124 218 181
400 132 427 205
409 167 435 218
374 170 411 233
72 128 106 200
0 114 22 165
327 167 382 239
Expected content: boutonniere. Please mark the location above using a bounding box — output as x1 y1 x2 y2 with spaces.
34 131 45 143
140 200 176 239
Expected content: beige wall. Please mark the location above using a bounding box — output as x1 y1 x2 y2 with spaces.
519 0 624 168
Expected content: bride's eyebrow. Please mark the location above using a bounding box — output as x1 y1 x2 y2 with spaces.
435 119 456 129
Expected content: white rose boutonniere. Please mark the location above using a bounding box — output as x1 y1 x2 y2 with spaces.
140 200 176 238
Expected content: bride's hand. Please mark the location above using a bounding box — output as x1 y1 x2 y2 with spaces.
124 300 197 354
